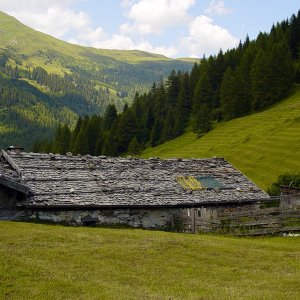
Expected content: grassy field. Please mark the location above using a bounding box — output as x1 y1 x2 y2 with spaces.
0 222 299 299
142 87 300 191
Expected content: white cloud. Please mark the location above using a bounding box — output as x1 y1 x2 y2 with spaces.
205 0 232 16
180 15 238 57
88 34 178 57
121 0 137 8
121 0 196 35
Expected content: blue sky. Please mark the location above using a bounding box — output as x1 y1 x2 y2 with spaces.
0 0 299 58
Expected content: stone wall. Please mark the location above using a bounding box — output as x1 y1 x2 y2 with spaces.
21 208 183 231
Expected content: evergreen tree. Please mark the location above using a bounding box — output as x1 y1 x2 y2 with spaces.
161 108 176 141
250 49 272 109
220 67 250 120
70 117 82 152
73 129 89 155
102 127 118 157
86 116 102 156
116 110 138 153
53 124 71 154
192 104 212 138
192 72 214 108
166 70 181 105
127 137 142 155
103 104 118 131
268 39 294 101
150 119 163 147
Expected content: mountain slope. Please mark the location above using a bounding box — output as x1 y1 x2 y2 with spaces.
0 11 193 77
0 11 194 149
141 87 300 190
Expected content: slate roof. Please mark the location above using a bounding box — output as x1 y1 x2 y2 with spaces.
0 150 269 208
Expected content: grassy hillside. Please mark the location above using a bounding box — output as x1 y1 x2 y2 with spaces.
142 87 300 191
0 11 194 149
0 11 168 67
0 222 299 300
0 11 191 74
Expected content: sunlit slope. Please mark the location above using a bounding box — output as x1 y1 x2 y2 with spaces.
0 11 175 70
142 88 300 190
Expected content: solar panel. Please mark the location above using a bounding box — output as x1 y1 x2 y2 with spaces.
176 176 225 190
176 176 205 190
196 176 224 189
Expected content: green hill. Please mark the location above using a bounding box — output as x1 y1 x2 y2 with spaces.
141 87 300 191
0 11 194 149
0 11 192 81
1 222 299 299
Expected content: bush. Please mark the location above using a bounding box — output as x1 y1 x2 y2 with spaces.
267 173 300 195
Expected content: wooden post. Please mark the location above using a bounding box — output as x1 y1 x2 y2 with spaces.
1 150 22 176
191 208 195 234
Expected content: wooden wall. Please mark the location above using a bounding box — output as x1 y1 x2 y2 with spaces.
182 198 300 235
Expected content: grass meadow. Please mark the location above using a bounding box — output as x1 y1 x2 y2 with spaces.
0 222 299 299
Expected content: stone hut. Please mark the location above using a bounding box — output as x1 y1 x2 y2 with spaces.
0 148 274 233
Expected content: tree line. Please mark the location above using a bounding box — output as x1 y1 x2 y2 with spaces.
34 10 300 156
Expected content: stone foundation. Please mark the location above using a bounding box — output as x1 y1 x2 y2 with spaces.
21 208 183 231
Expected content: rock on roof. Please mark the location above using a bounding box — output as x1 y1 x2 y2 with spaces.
0 150 269 208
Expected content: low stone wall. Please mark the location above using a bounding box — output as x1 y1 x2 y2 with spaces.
21 208 183 231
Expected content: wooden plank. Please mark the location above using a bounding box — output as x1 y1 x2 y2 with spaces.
0 176 31 195
1 150 22 176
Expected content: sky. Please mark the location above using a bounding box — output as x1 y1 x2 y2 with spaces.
0 0 299 58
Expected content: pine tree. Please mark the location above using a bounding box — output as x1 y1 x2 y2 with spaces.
161 108 176 142
103 104 118 131
127 137 142 155
150 119 163 147
269 39 294 101
192 104 212 138
86 115 102 155
53 124 71 154
102 130 118 157
192 72 214 108
116 110 138 153
220 67 250 120
166 70 180 105
250 49 272 109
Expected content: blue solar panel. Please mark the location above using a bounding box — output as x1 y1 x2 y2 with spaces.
196 176 225 189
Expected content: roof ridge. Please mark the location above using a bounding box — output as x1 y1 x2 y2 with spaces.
1 150 22 177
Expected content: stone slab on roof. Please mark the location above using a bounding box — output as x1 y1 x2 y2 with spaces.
0 150 269 208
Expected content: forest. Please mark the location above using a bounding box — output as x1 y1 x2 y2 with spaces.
0 50 193 149
33 10 300 156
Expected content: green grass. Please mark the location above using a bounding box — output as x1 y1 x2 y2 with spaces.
0 222 299 299
142 88 300 191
